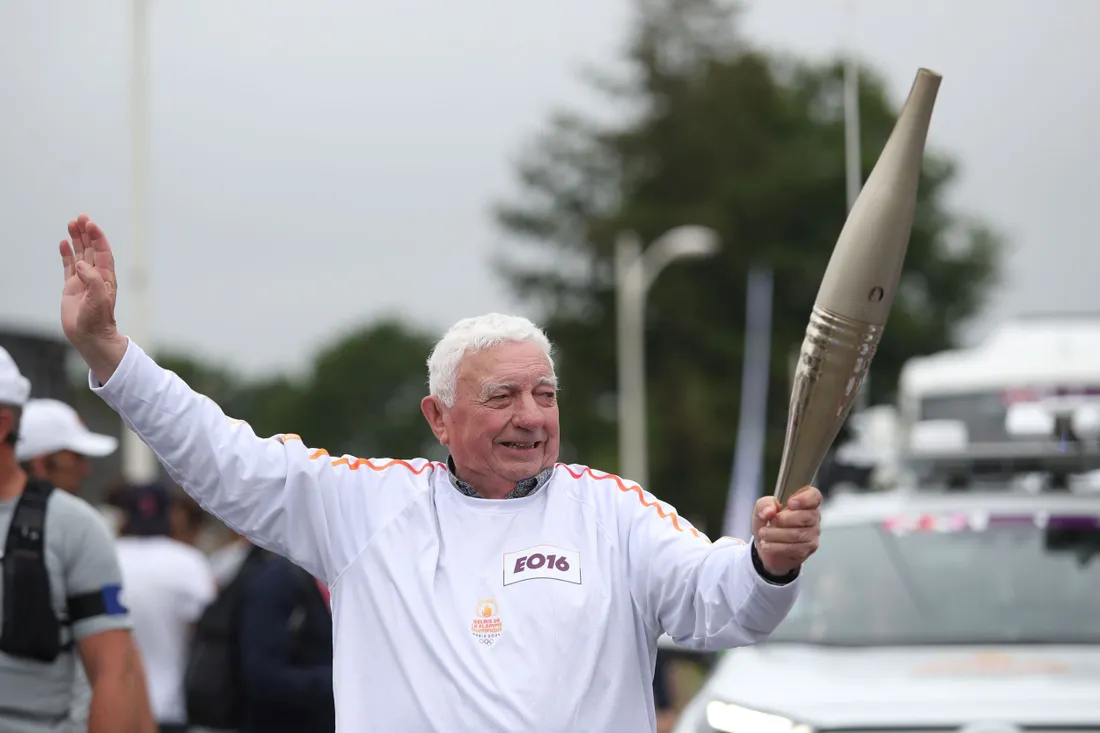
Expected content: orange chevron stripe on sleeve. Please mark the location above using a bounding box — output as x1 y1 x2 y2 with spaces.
275 433 444 475
558 464 737 544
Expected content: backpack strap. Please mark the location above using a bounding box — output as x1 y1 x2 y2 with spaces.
0 479 63 662
5 479 52 548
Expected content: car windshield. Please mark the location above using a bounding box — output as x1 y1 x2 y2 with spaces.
766 511 1100 646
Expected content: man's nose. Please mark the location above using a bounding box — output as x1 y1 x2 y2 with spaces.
511 394 544 429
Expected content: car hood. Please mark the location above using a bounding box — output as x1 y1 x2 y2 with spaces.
699 643 1100 727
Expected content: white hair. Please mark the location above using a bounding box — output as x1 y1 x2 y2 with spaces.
427 313 555 407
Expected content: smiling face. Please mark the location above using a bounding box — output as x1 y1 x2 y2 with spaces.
421 340 560 499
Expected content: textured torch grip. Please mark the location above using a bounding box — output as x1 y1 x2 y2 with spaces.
772 306 883 505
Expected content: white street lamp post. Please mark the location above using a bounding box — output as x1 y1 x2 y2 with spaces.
615 226 720 489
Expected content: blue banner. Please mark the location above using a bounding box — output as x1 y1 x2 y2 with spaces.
723 265 774 542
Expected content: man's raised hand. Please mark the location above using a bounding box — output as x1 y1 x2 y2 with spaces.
60 215 128 382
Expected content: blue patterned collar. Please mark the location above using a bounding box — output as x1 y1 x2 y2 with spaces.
445 456 553 499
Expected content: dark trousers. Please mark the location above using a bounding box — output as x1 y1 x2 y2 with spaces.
158 724 188 733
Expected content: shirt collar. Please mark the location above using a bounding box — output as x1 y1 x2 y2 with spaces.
445 456 553 499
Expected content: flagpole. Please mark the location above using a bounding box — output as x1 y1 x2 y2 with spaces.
843 60 862 215
723 266 774 541
122 0 159 484
843 12 868 414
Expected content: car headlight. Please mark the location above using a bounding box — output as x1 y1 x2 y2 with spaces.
702 700 813 733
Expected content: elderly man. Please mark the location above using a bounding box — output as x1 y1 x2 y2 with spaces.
57 214 821 732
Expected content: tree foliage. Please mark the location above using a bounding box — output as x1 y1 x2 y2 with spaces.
493 0 1002 529
157 317 441 462
286 320 442 460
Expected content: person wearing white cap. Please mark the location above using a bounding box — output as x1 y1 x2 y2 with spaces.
0 345 155 733
16 401 122 733
17 398 119 495
0 346 31 452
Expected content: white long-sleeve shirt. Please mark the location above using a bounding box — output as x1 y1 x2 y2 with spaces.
91 339 800 732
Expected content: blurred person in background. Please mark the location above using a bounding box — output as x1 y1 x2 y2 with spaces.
15 397 126 733
652 650 677 733
182 537 271 733
169 488 208 549
112 482 217 733
237 555 335 733
0 347 154 733
16 398 118 496
208 533 255 590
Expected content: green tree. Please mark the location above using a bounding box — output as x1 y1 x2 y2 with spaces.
155 353 304 438
160 318 441 461
285 318 442 461
493 0 1001 528
156 353 243 409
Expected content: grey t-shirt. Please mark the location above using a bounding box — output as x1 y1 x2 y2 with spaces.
0 487 133 733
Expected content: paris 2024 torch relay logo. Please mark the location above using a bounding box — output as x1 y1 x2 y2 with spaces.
471 599 502 648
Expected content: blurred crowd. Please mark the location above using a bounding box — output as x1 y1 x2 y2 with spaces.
22 403 336 733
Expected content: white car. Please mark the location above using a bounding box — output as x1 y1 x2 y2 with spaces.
672 486 1100 732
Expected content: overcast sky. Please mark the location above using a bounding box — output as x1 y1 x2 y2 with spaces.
4 0 1098 379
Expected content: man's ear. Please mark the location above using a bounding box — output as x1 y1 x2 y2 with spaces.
25 454 48 480
0 408 16 445
420 396 448 445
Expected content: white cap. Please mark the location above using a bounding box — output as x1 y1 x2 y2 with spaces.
0 346 31 408
16 398 118 462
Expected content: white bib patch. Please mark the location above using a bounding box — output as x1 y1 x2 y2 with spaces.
503 545 582 586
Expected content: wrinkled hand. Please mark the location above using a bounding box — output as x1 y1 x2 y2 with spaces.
60 215 120 345
751 486 821 576
59 215 128 383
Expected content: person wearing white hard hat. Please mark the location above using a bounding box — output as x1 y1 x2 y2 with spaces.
17 398 118 495
0 346 155 733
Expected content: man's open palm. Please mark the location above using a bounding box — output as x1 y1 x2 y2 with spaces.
60 215 119 344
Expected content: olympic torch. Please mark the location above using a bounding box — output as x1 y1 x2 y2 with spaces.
773 67 942 505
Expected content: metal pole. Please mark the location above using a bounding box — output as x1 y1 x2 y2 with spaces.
123 0 159 484
616 232 648 489
843 55 870 413
843 58 862 214
615 226 719 490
